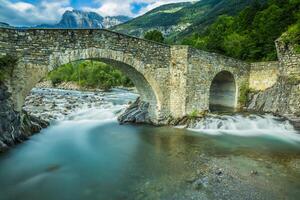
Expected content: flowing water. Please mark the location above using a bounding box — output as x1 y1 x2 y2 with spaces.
0 89 300 200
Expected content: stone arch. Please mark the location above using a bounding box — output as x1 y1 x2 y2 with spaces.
209 70 237 111
12 48 164 123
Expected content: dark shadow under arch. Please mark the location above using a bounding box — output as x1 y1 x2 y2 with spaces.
209 71 236 112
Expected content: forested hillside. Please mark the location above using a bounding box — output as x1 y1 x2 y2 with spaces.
113 0 268 42
182 0 300 61
114 0 299 61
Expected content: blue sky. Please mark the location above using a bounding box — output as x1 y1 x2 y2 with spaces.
0 0 196 26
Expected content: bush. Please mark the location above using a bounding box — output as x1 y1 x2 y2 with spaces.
188 109 198 119
144 30 165 43
282 22 300 53
48 60 134 90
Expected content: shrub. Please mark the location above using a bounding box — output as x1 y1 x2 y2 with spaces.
48 60 133 90
144 30 165 43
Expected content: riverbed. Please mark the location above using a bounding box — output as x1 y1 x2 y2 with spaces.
0 88 299 200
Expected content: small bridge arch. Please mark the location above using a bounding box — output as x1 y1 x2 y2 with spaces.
209 70 237 111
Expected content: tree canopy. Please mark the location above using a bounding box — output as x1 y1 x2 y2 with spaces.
182 0 300 61
48 61 133 90
144 30 165 43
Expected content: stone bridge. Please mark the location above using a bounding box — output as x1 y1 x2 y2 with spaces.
0 28 251 124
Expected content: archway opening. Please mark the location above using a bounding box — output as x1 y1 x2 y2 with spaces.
209 71 236 112
22 59 159 123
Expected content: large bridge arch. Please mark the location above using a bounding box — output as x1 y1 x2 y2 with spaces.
11 48 166 123
0 29 172 124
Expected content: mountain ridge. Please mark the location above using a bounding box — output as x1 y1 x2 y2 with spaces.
34 10 131 29
112 0 267 42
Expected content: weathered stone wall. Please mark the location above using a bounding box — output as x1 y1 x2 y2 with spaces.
185 48 250 114
0 28 172 123
3 27 296 126
247 41 300 121
276 39 300 77
169 45 189 118
249 61 279 91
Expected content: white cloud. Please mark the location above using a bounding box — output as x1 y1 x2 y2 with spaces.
0 0 72 26
0 0 197 26
85 0 197 17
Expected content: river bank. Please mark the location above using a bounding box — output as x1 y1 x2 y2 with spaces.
0 84 136 152
35 80 136 93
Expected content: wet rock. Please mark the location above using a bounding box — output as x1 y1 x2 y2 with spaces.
0 140 9 153
65 105 72 110
250 170 258 176
216 169 223 176
192 177 209 190
247 77 300 130
0 82 49 153
118 97 152 124
45 164 61 172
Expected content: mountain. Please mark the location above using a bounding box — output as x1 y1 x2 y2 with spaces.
112 0 266 42
37 10 131 29
112 2 193 39
0 22 12 28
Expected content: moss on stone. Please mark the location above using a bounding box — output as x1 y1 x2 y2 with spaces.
0 55 17 81
238 83 250 107
286 74 300 85
188 109 198 119
187 109 208 119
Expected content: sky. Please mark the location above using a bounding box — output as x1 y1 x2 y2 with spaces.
0 0 196 26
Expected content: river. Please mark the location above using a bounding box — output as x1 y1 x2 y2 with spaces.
0 88 299 200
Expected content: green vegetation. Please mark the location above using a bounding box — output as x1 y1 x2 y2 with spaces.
238 83 250 106
144 30 164 43
187 109 208 119
182 0 300 61
188 109 199 119
282 20 300 53
286 74 300 85
113 0 269 43
114 0 299 61
48 61 133 90
0 55 17 82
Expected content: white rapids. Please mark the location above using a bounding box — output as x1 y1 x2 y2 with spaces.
186 114 300 142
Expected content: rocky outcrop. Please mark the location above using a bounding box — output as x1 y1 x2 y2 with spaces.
247 77 300 129
118 97 152 124
247 39 300 129
248 78 300 115
0 82 48 152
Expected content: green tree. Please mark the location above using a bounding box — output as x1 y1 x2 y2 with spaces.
205 15 234 53
48 61 134 90
144 30 165 43
223 32 249 58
